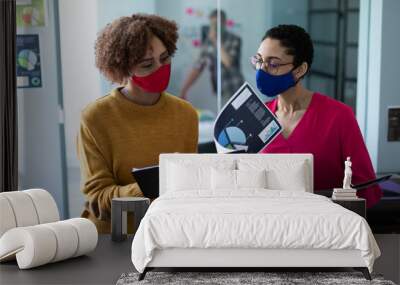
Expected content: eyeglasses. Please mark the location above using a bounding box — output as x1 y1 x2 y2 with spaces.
250 55 293 75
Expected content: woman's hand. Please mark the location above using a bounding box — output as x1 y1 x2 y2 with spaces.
179 89 189 100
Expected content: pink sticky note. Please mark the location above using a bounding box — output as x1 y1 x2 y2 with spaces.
192 39 201 47
185 7 194 15
226 19 235 28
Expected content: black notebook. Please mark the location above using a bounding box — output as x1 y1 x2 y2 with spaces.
131 166 159 199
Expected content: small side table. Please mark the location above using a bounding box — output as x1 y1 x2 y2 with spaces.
331 198 366 218
111 197 150 242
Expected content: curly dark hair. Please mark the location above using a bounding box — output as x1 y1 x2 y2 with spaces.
95 14 179 84
263 24 313 76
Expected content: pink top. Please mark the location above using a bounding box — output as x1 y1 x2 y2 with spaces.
261 93 382 208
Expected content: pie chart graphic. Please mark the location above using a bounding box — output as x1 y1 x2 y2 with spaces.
218 126 247 150
17 49 37 71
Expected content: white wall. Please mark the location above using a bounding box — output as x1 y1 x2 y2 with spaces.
357 0 400 173
59 0 102 168
17 0 67 217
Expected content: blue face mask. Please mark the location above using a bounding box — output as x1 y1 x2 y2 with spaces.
256 68 297 97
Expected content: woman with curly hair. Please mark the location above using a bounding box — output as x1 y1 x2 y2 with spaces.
77 14 198 233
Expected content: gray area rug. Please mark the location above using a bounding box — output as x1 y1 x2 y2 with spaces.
117 272 396 285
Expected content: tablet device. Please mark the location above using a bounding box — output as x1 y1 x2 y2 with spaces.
351 174 392 190
131 166 159 199
226 149 247 154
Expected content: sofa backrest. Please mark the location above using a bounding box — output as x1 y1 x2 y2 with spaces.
159 153 313 195
0 189 60 238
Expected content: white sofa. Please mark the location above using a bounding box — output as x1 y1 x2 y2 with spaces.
0 189 97 269
132 153 379 281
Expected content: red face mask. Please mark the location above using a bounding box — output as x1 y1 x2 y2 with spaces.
131 63 171 93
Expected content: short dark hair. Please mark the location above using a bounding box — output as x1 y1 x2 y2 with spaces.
209 9 227 23
95 14 178 84
262 24 313 75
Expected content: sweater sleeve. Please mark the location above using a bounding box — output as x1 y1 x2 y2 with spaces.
339 107 382 208
77 119 143 221
185 107 199 153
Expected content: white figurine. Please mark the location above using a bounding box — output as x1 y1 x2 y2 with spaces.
343 157 353 189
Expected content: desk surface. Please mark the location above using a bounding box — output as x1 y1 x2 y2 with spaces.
0 235 134 285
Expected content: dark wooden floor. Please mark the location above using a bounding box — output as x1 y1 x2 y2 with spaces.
0 235 134 285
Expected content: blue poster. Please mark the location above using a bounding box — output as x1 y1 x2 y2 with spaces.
16 34 42 88
214 82 282 153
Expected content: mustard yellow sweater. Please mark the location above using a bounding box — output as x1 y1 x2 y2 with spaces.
77 88 198 233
